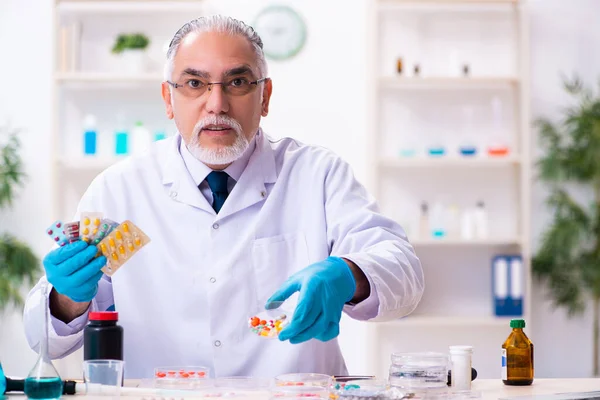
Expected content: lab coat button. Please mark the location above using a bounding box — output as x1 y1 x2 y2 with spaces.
212 223 219 230
214 340 221 347
260 191 266 198
170 191 177 198
210 277 216 283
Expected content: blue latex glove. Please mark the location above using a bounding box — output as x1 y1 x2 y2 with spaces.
265 256 356 344
43 241 107 303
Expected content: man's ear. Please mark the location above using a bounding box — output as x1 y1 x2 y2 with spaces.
261 79 273 117
161 82 174 119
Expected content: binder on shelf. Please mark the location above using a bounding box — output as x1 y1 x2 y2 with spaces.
492 254 523 317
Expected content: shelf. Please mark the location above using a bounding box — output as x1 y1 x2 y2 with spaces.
55 72 164 83
378 0 518 13
410 238 522 246
380 156 521 168
379 76 519 90
376 315 516 327
57 1 203 14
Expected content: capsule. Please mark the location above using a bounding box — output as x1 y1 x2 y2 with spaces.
127 241 134 251
109 237 116 247
115 231 123 240
122 223 130 233
118 245 126 255
83 217 90 226
111 252 118 261
94 218 101 226
100 243 108 253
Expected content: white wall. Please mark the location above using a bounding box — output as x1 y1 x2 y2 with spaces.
0 0 598 381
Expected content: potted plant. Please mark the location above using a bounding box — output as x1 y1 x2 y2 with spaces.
532 75 600 376
0 122 39 311
111 33 150 74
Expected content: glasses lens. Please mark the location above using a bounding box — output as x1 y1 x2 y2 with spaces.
177 79 207 98
225 78 256 96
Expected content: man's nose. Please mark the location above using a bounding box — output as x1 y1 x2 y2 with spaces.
204 83 230 114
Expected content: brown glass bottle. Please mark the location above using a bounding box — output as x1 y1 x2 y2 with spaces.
502 319 534 386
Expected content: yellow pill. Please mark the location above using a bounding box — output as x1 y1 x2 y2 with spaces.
122 223 129 233
94 218 101 226
92 228 98 235
83 217 90 226
83 228 89 235
82 237 89 243
134 237 141 246
260 331 269 336
111 252 118 261
100 243 107 252
109 237 116 247
127 241 134 251
118 245 126 255
115 231 123 240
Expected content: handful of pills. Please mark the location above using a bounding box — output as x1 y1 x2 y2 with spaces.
248 312 289 338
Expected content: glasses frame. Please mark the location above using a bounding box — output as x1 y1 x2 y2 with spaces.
166 77 269 97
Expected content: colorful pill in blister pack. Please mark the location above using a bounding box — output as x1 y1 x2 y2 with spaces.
63 221 80 244
79 212 103 243
90 218 119 245
97 220 151 277
46 221 68 247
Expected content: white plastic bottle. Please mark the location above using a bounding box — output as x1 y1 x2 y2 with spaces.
130 121 152 155
473 201 489 239
449 345 473 391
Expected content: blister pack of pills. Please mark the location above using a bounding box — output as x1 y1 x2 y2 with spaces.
63 221 80 244
97 220 151 276
79 212 103 243
90 218 119 245
46 221 68 247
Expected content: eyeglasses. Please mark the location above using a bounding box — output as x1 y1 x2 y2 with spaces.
167 77 269 98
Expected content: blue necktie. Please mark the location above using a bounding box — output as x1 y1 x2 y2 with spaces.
205 171 229 213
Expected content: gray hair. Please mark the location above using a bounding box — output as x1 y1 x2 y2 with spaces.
164 15 268 82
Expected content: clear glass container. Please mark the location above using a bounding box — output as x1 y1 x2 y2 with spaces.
330 379 390 400
153 366 211 389
389 352 449 391
274 373 332 388
24 283 63 400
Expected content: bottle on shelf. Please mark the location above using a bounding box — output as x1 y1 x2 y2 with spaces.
429 201 446 239
458 105 478 157
130 121 152 155
488 96 510 157
502 319 534 386
83 114 97 156
418 202 429 239
473 201 489 239
114 116 129 156
446 204 460 238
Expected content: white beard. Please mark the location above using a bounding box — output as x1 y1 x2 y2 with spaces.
187 115 248 165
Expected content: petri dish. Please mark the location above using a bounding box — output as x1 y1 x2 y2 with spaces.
249 293 298 339
331 379 390 400
274 373 333 387
389 352 449 390
153 366 211 389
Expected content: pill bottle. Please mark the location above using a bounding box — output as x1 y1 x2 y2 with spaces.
449 345 473 391
83 311 123 361
502 319 533 386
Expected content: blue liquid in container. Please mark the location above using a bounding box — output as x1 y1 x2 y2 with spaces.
115 131 128 155
24 377 63 400
459 146 477 156
432 230 446 238
399 148 417 158
428 147 446 157
84 130 97 155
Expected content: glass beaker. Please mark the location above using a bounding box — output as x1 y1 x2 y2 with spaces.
24 283 63 400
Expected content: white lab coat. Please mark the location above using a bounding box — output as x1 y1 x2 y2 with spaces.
23 129 424 379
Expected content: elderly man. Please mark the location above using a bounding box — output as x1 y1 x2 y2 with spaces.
23 15 424 378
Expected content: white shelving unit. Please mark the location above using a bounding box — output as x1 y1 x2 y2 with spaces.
365 0 530 380
51 0 206 222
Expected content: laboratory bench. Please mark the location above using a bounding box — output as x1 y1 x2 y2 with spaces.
5 378 600 400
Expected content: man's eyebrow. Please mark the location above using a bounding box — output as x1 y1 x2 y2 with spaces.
224 65 255 77
180 68 210 79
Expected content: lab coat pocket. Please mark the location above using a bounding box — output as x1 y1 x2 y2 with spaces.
252 232 310 309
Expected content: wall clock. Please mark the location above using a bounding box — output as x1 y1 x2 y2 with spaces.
253 5 307 61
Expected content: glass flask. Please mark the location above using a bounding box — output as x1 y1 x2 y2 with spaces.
24 283 63 400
